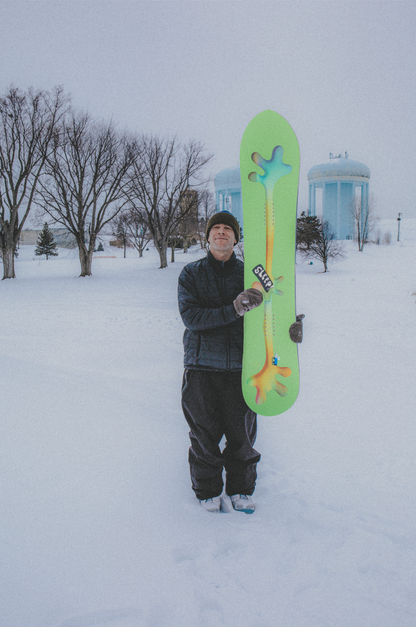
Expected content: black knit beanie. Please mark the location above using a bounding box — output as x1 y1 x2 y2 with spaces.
205 211 240 244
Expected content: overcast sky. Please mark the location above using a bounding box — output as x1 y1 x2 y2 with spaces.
1 0 415 218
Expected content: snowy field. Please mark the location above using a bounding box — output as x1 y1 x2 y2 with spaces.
1 219 416 627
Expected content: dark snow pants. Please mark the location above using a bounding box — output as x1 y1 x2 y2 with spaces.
181 368 261 500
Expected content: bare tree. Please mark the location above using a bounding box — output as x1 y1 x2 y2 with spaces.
36 111 133 276
350 192 378 252
125 209 152 257
300 219 344 272
112 208 152 258
235 239 244 261
127 135 213 268
0 86 68 279
111 212 130 258
196 188 216 250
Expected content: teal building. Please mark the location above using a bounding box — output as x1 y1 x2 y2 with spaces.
214 167 243 231
308 153 370 240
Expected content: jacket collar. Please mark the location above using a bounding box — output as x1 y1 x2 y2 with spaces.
207 250 237 272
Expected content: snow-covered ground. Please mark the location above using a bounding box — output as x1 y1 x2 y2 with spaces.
1 220 415 627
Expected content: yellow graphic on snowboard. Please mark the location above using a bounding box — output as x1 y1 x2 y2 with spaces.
247 147 292 404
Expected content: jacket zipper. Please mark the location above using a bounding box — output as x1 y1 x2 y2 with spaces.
221 261 230 370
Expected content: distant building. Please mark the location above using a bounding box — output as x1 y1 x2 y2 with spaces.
308 153 371 240
214 154 371 242
19 228 77 249
214 167 243 232
178 188 199 248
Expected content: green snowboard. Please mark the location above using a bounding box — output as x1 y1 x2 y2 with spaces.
240 110 300 416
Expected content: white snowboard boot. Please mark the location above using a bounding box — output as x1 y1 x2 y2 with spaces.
230 494 255 514
199 496 221 513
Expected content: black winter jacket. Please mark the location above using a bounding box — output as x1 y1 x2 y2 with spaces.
178 251 244 371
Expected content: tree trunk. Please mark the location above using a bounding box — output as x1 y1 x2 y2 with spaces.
158 245 168 269
78 243 93 277
357 222 362 251
2 245 16 279
171 245 175 263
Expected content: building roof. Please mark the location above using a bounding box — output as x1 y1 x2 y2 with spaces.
214 166 241 190
308 155 370 181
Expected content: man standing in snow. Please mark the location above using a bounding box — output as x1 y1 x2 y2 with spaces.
178 211 263 514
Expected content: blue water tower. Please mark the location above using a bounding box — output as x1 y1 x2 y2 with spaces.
307 153 370 240
214 167 243 233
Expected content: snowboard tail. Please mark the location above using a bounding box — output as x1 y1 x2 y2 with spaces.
240 110 300 416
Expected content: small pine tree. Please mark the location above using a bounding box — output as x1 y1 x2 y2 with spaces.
299 219 344 272
296 212 321 251
35 223 58 260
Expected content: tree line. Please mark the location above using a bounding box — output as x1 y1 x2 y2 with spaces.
1 86 380 280
0 86 214 279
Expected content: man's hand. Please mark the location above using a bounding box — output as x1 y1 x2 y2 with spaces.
289 314 305 343
233 288 263 317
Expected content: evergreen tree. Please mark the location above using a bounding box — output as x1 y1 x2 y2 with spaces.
298 219 344 272
35 223 58 260
296 212 321 251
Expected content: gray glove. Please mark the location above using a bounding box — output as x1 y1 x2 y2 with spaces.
233 288 263 317
289 314 305 343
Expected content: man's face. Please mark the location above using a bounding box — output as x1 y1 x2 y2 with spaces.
208 223 236 259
